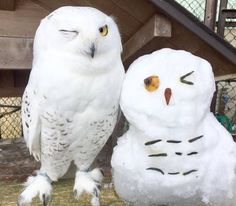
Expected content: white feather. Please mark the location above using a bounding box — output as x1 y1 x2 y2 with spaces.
20 6 124 205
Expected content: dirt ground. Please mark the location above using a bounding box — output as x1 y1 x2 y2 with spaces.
0 178 126 206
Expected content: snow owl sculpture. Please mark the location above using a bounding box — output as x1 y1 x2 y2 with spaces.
111 49 236 206
18 6 124 206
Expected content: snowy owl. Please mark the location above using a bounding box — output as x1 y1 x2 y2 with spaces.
18 6 124 206
111 49 236 206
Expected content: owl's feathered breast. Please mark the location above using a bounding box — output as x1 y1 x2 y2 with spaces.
23 50 123 174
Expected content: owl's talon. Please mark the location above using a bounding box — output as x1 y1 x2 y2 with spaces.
42 193 51 206
99 169 105 177
93 187 99 198
17 172 52 206
17 195 24 206
73 189 77 197
74 169 103 205
96 183 102 191
73 189 80 199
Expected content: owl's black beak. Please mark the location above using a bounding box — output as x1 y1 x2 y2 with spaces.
90 43 96 58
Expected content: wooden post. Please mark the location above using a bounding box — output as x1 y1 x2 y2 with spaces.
0 37 33 69
122 14 172 66
0 0 15 11
204 0 217 30
217 0 228 37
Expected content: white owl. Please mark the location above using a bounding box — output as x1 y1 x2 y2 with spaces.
18 6 124 206
111 49 236 206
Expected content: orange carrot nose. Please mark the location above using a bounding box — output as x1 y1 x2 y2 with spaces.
164 88 172 105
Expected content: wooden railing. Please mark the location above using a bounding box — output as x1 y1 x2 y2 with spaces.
204 0 236 39
217 0 236 37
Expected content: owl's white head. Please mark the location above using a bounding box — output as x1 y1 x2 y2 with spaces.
33 6 122 72
121 49 216 133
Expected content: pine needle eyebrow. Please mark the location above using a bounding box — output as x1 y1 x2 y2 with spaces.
180 71 194 85
59 29 78 34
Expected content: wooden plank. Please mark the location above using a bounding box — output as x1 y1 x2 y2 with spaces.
150 0 236 66
83 0 142 42
204 0 217 30
0 37 33 69
31 0 141 42
111 0 156 23
222 9 236 18
217 0 228 37
14 70 30 87
0 0 15 11
32 0 143 42
31 0 91 10
0 0 49 38
0 87 25 97
122 14 171 65
217 21 236 27
164 19 236 77
0 71 14 88
122 14 236 76
0 70 29 97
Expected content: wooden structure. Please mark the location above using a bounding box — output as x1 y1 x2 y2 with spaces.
204 0 218 30
0 0 236 180
217 0 236 37
0 0 236 98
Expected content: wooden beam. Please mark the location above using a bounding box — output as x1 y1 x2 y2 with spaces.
0 37 33 69
217 0 228 37
204 0 217 30
0 0 49 38
112 0 156 24
0 71 14 88
14 70 30 87
122 14 171 65
31 0 91 11
150 0 236 66
222 9 236 18
0 87 25 97
0 0 15 11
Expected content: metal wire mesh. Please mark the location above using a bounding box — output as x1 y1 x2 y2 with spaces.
215 78 236 134
225 1 236 47
0 97 22 139
175 0 206 21
175 0 236 47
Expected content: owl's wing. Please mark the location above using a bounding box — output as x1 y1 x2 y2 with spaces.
21 86 41 161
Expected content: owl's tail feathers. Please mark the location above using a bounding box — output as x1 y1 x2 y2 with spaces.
17 171 52 206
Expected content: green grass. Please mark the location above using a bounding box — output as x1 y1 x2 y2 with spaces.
0 179 126 206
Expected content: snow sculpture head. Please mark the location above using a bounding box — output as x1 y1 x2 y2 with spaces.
121 49 216 132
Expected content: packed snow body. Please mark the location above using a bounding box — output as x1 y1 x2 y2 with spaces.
111 48 236 206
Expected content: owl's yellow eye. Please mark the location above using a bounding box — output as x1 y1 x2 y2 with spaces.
99 25 108 36
144 76 160 92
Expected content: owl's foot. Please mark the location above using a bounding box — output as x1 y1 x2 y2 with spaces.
73 168 104 206
17 171 52 206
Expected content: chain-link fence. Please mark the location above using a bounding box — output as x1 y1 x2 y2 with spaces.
215 78 236 135
0 97 22 139
176 0 206 21
175 0 236 47
0 1 235 140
